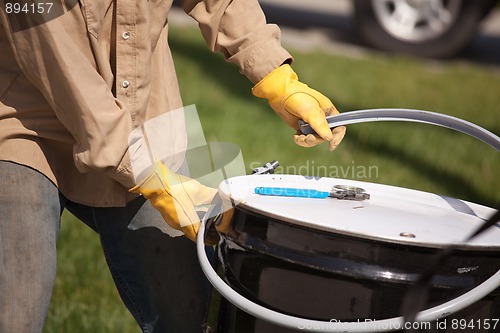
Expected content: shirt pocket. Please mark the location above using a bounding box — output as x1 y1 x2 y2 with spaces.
79 0 113 38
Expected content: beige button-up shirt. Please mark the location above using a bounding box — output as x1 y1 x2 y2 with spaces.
0 0 291 207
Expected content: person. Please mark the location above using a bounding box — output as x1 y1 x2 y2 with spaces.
0 0 346 332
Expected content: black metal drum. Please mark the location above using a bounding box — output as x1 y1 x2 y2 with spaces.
212 174 500 333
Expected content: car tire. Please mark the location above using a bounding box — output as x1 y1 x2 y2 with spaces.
353 0 491 58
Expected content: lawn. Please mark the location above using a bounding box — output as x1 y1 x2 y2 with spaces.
44 26 499 332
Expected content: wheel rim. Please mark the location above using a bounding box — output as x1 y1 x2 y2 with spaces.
371 0 462 42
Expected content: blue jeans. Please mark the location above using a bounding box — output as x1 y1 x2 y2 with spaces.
0 161 211 333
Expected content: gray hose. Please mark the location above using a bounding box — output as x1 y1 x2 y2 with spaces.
197 108 500 332
299 108 500 151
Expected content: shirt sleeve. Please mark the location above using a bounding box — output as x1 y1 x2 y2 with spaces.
0 2 135 188
181 0 293 84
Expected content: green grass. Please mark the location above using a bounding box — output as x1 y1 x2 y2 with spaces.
171 27 499 207
44 26 499 332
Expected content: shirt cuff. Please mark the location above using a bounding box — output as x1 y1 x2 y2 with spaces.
240 37 293 84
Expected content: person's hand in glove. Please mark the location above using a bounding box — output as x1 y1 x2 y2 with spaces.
130 160 218 243
252 64 346 151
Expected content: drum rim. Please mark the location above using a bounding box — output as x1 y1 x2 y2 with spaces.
220 191 500 252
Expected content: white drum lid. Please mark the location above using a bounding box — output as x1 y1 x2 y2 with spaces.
218 175 500 250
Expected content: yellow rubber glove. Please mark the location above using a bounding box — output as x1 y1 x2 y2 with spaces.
252 64 346 151
130 160 218 242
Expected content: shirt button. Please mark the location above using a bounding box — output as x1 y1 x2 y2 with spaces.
122 31 130 40
122 80 130 88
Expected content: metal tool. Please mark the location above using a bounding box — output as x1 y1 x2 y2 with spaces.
252 160 280 175
254 185 370 201
331 185 370 200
